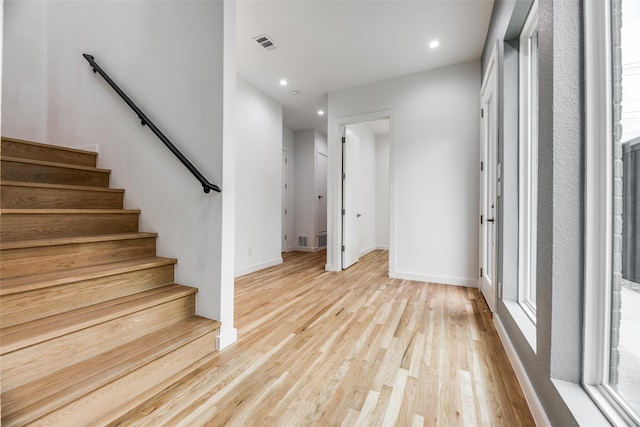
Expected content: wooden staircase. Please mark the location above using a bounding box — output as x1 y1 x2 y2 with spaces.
0 137 220 425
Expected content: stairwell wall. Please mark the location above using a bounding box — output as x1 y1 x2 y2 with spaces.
1 0 47 142
1 0 237 347
234 77 283 277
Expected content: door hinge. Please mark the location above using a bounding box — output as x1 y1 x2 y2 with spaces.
285 234 287 240
341 245 345 252
481 108 484 118
480 215 483 225
480 267 483 277
480 161 484 171
285 209 287 215
285 158 288 164
285 183 287 189
342 209 345 215
342 172 346 180
342 137 346 143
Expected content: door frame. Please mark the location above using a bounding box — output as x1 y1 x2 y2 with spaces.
341 127 360 269
480 41 499 312
282 148 289 252
316 149 328 235
326 109 395 273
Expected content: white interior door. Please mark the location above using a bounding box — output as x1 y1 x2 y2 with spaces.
480 45 498 312
282 149 288 252
316 151 328 233
342 128 360 269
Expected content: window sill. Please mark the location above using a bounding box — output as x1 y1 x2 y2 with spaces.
552 380 614 426
504 299 537 353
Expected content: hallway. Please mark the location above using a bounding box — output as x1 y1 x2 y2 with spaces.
109 250 535 426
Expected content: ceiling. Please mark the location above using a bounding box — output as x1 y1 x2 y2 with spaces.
236 0 494 134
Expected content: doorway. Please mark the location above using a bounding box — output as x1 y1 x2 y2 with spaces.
341 119 390 270
316 151 328 235
282 148 289 252
480 44 499 312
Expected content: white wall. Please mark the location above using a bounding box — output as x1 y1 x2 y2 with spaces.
327 61 480 287
347 123 377 255
234 78 283 276
2 0 237 346
375 134 390 249
2 0 47 141
282 126 295 252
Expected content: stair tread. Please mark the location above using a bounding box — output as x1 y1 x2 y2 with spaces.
0 256 177 296
0 156 110 173
0 284 197 355
1 137 98 156
0 208 140 214
0 180 124 193
1 316 220 425
0 232 158 251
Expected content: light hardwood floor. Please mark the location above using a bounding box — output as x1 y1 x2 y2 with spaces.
111 250 535 426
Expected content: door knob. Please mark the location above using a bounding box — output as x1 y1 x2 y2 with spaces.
487 218 495 222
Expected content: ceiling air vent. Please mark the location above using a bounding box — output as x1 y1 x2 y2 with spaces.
254 34 277 51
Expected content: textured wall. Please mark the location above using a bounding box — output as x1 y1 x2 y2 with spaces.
481 0 590 424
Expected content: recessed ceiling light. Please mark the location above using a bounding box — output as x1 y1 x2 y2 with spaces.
280 79 288 86
318 110 325 116
429 40 440 49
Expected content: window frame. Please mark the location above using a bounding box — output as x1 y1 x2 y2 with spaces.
583 0 640 424
518 0 539 323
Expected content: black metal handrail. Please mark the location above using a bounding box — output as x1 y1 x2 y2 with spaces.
82 54 221 193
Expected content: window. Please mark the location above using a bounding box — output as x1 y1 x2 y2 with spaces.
518 0 538 322
584 0 640 424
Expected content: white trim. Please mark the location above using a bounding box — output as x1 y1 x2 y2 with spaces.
327 109 396 276
552 380 613 426
583 0 614 391
234 257 283 278
216 327 238 351
517 0 539 323
583 1 640 425
359 245 377 257
289 246 323 253
494 315 551 427
390 270 478 288
479 39 499 311
503 300 536 352
325 263 339 272
375 245 389 251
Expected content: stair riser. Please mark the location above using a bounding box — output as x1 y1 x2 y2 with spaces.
0 237 157 279
1 185 124 209
8 330 217 427
1 295 196 392
1 264 176 328
0 212 139 242
1 138 97 167
1 160 110 187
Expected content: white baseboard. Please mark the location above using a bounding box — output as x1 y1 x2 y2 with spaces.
325 263 340 272
359 245 377 257
494 315 551 427
216 327 238 350
234 257 283 277
375 245 389 250
289 246 323 253
389 270 479 288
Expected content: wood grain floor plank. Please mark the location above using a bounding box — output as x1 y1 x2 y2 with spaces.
112 250 535 426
